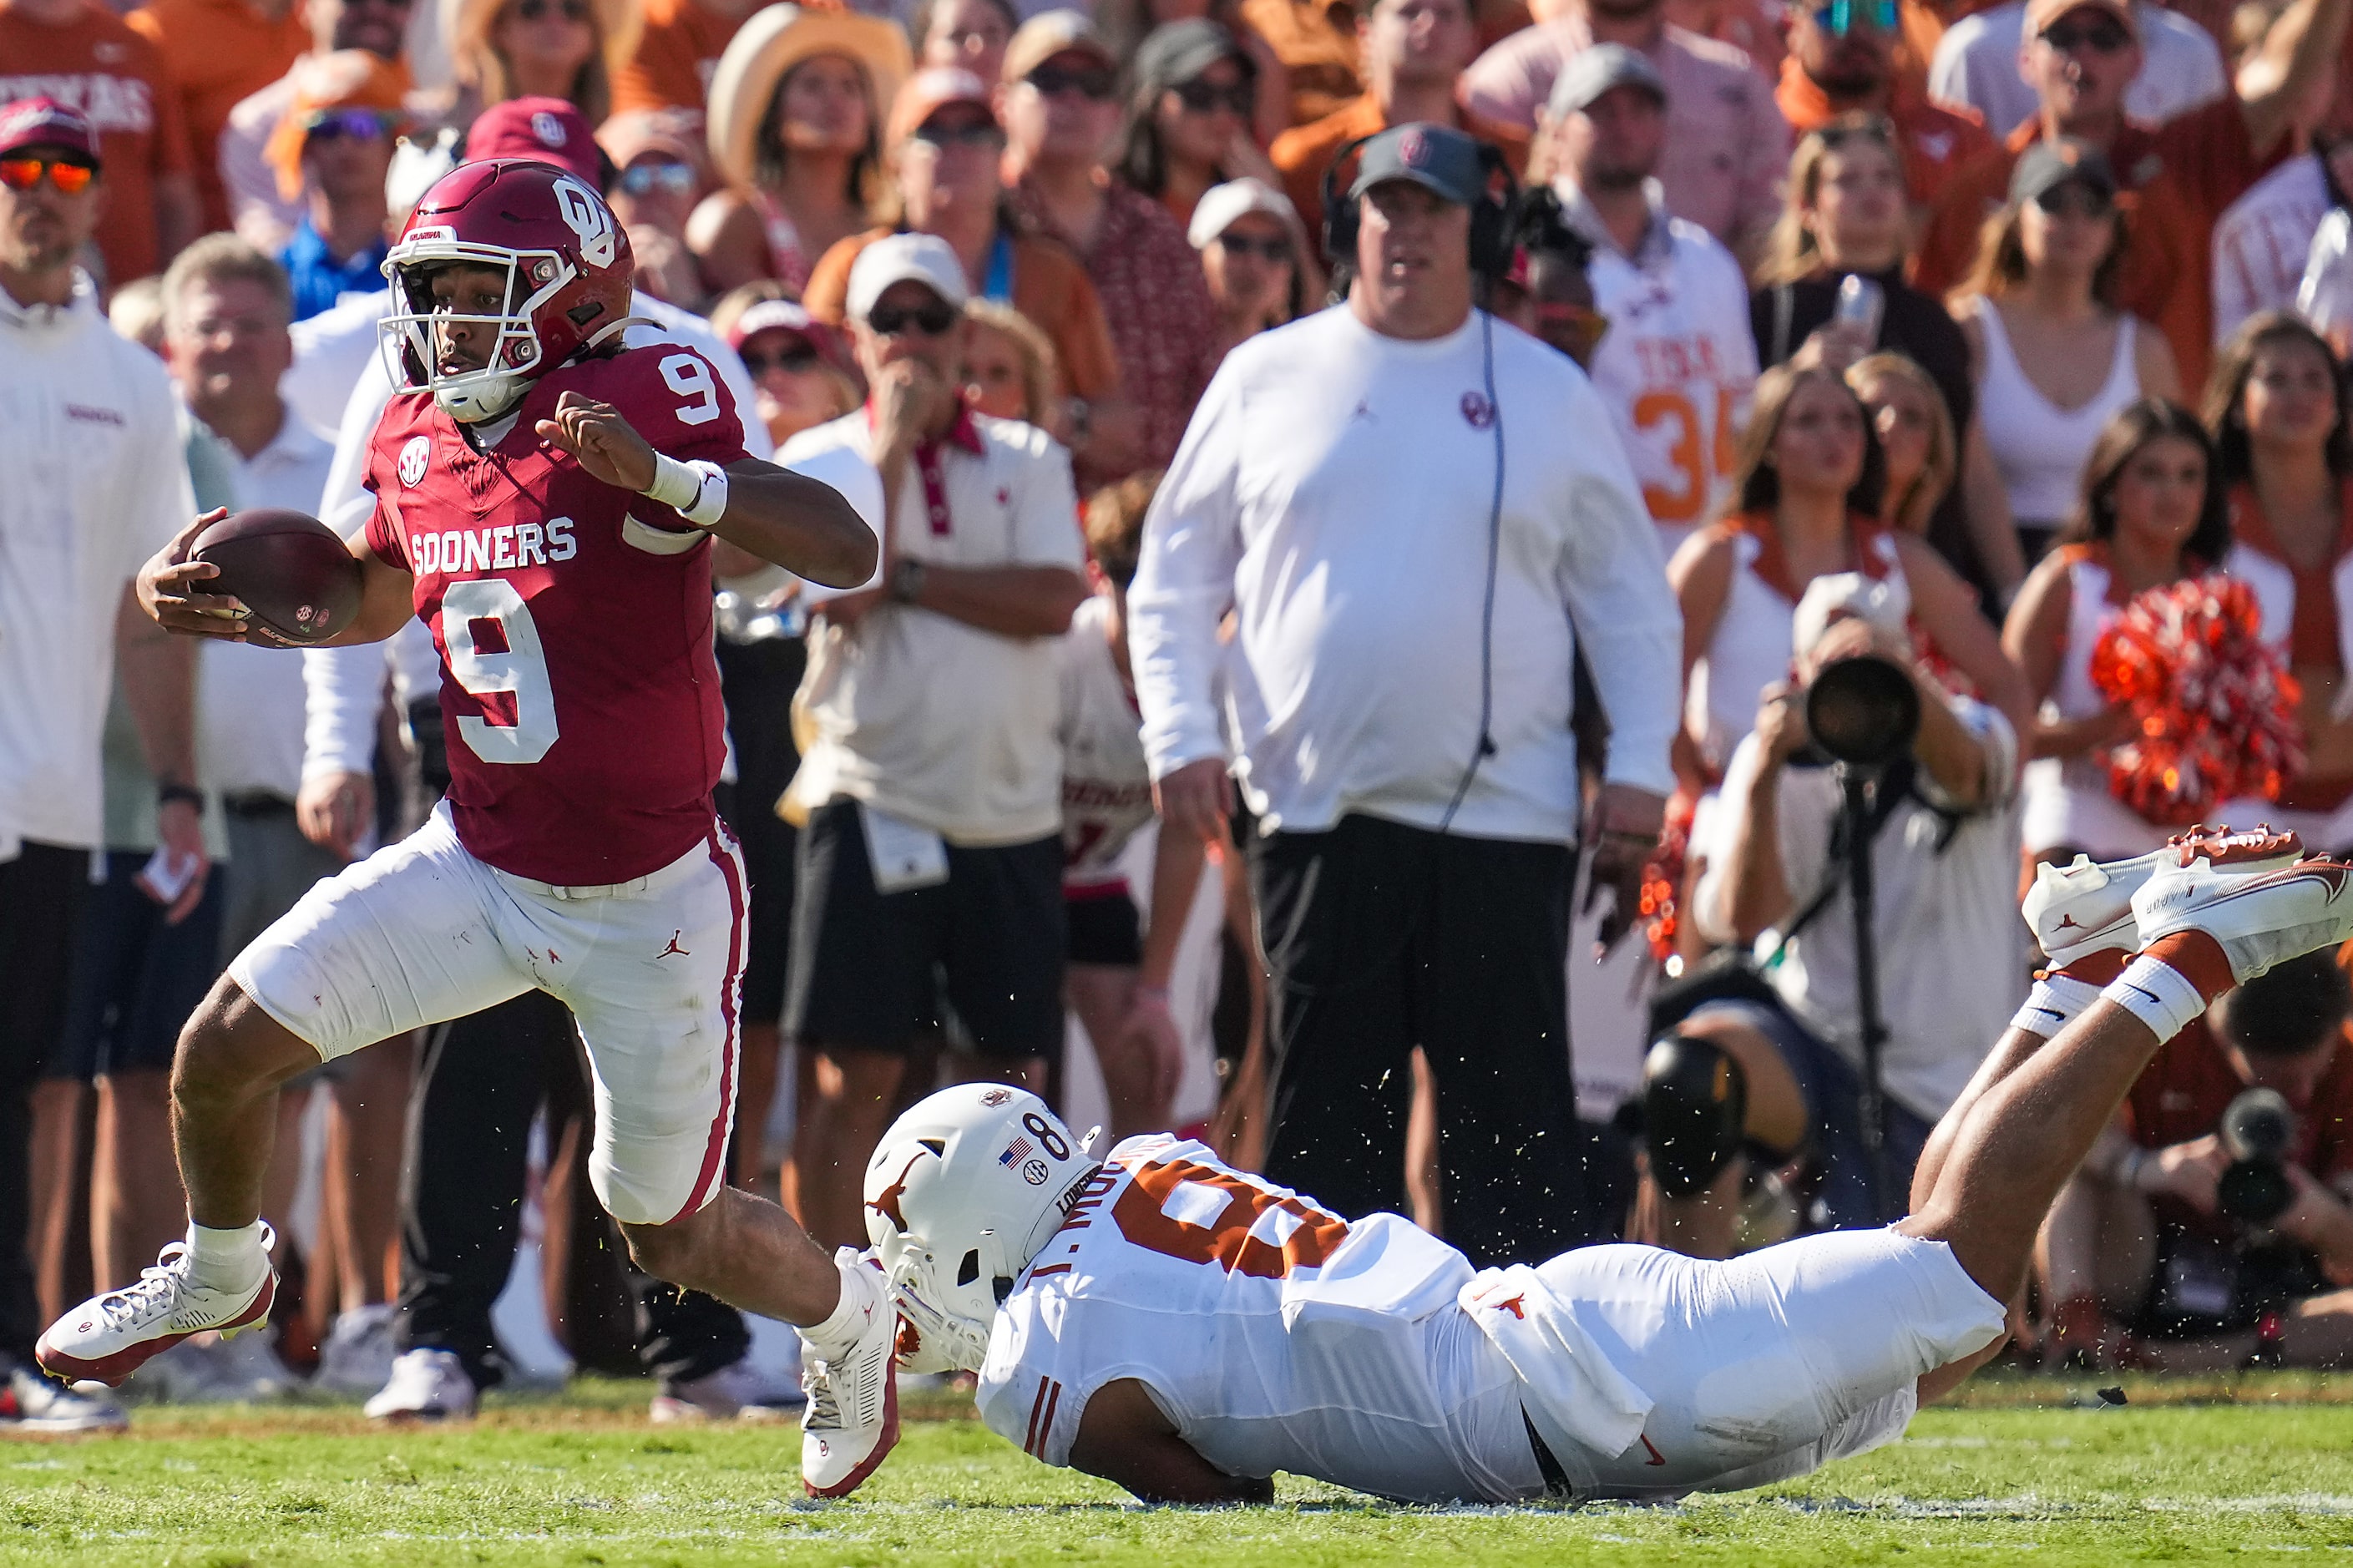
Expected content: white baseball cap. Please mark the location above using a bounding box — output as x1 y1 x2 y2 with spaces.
1187 176 1302 251
845 230 971 323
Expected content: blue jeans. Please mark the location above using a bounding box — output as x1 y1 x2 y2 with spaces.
1686 998 1933 1230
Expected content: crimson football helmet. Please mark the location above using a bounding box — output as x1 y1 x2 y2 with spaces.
379 159 635 422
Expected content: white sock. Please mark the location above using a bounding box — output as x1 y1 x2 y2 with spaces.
802 1247 883 1353
2104 953 2214 1042
185 1221 268 1294
2008 974 2104 1038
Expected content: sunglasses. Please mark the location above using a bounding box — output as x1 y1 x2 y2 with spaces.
866 300 960 336
1812 0 1898 33
0 154 97 195
1173 78 1252 115
513 0 591 21
1027 64 1117 101
2041 17 2132 51
742 341 822 374
2032 182 2114 217
303 109 396 143
910 118 1003 149
1811 114 1896 149
1215 232 1290 262
619 159 696 196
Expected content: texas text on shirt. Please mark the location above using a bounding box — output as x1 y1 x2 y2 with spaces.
1562 175 1758 556
1130 305 1682 838
0 269 193 852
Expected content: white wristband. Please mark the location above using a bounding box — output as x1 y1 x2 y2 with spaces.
2103 953 2212 1043
644 453 729 529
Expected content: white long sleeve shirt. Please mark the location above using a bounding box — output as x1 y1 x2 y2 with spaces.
1130 306 1681 842
199 409 337 800
0 271 193 854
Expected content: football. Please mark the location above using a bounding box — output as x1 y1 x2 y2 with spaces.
192 508 364 645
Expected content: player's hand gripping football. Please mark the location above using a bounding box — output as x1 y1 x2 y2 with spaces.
139 509 259 642
536 392 659 493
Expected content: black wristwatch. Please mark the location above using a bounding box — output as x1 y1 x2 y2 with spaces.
158 782 204 811
888 558 928 606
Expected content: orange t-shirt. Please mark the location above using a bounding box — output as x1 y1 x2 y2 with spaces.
1774 58 1994 218
126 0 307 233
610 0 744 116
0 0 193 287
1237 0 1360 129
1913 100 2286 394
801 225 1121 405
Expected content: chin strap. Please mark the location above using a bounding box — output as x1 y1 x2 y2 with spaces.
888 1268 992 1374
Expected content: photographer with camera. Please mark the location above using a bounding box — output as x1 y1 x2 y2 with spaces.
1648 571 2026 1259
2037 950 2353 1370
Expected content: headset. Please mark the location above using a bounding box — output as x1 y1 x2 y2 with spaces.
1321 133 1519 831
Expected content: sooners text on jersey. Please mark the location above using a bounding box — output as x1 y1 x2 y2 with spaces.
363 341 751 883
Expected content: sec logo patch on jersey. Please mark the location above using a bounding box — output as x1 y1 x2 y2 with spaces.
398 435 431 488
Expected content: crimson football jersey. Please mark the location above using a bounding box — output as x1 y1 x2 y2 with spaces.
363 342 751 884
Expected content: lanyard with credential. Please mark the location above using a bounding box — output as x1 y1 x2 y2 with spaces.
983 231 1015 304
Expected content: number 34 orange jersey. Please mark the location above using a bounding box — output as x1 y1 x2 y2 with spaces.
977 1136 1522 1502
363 342 753 886
1582 216 1759 550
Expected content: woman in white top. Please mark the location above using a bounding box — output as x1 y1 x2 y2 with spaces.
1953 140 2180 563
2001 401 2233 873
2207 313 2353 850
1670 365 2027 793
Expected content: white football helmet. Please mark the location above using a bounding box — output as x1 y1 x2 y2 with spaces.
863 1085 1101 1373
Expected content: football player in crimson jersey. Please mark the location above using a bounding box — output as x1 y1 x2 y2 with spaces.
38 160 904 1493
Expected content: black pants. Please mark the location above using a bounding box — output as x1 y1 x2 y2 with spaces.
392 703 745 1388
0 843 89 1364
1250 814 1586 1268
394 989 748 1388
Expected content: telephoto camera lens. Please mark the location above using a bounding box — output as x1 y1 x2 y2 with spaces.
2216 1086 2297 1226
1803 653 1920 770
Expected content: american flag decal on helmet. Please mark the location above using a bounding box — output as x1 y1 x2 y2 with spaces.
999 1136 1035 1167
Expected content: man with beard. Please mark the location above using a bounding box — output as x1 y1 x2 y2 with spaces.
1773 0 1994 229
1541 45 1755 555
1460 0 1786 260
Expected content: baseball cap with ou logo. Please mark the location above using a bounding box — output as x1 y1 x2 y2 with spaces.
464 97 600 183
0 95 102 166
1346 121 1484 206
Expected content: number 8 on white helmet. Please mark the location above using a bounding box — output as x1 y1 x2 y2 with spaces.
863 1085 1101 1373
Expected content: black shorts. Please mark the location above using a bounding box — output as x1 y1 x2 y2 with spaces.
785 798 1065 1060
1065 888 1141 967
716 636 807 1029
3 842 93 1091
48 850 225 1081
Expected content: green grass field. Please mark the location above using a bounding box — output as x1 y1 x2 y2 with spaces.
10 1375 2353 1565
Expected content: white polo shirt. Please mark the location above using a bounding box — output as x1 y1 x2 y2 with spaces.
0 271 193 853
782 408 1086 847
198 408 338 801
1131 305 1681 842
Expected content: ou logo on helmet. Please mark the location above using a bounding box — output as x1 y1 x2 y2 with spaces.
551 175 618 269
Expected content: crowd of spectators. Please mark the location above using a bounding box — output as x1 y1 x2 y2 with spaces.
14 0 2353 1431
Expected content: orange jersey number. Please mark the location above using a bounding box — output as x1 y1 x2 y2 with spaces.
1111 1156 1349 1280
1632 387 1739 524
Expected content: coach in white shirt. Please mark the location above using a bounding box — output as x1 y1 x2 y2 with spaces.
779 234 1090 1249
1131 123 1681 1267
0 97 200 1432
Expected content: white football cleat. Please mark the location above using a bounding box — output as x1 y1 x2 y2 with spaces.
363 1348 478 1421
314 1302 400 1397
36 1225 278 1388
2133 851 2353 984
799 1253 901 1498
2025 826 2301 974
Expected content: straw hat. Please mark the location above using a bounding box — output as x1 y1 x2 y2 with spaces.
440 0 646 101
705 2 911 192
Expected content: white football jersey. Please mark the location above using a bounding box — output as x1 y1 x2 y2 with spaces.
975 1136 1536 1503
1057 594 1156 893
1581 212 1758 554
